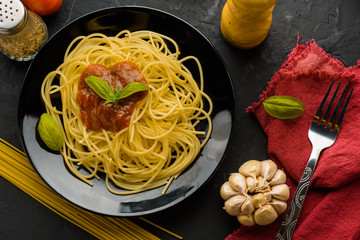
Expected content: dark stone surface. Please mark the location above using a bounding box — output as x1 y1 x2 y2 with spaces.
0 0 359 239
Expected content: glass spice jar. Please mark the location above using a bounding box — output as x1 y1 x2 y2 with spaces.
0 0 48 61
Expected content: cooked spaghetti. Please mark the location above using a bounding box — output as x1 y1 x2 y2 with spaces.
40 30 213 195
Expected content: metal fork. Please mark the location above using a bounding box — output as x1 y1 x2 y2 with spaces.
275 81 354 240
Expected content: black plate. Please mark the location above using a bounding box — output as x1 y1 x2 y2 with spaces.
18 6 235 217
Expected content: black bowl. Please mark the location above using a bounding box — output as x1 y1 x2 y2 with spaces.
18 6 235 217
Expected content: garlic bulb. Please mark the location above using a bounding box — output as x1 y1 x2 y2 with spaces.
220 159 290 226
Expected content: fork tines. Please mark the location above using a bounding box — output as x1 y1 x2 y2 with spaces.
314 81 354 130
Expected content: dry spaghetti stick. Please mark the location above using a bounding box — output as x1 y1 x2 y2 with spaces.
107 217 161 240
140 217 183 239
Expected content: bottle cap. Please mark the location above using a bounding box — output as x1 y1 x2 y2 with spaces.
0 0 26 34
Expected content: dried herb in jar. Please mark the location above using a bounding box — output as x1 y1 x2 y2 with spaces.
0 0 48 61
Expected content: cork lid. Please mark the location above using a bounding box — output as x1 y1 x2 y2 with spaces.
0 0 26 33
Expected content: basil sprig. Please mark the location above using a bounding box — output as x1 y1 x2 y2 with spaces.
85 76 149 104
263 96 305 119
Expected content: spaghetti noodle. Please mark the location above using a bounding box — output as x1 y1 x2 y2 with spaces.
40 30 213 195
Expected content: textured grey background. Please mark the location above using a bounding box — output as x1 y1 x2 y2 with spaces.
1 0 360 239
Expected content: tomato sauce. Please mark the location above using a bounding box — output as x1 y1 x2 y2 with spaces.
76 61 148 132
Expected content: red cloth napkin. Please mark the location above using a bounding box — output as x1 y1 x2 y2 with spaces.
226 39 360 240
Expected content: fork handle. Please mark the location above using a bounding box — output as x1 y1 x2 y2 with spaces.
275 148 321 240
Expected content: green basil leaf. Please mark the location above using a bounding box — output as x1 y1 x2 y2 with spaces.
85 76 113 101
118 82 149 100
38 113 64 151
263 96 305 119
85 76 148 104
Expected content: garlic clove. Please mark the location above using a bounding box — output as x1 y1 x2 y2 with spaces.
237 214 255 226
246 177 256 193
224 195 247 216
263 191 272 202
270 199 287 215
256 176 264 187
252 193 268 208
255 176 268 191
260 159 278 181
271 184 290 201
254 204 278 225
238 160 261 179
220 181 239 200
269 169 287 186
257 184 271 193
240 198 255 215
228 173 247 196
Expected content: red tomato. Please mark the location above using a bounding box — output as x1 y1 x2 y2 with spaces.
22 0 62 16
